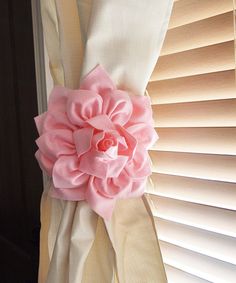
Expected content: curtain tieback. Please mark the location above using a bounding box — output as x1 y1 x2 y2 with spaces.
35 64 158 220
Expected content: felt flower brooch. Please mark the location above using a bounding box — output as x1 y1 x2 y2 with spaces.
35 65 158 219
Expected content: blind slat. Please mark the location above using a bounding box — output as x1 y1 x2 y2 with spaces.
151 41 235 81
161 11 234 55
153 99 236 128
150 0 236 281
148 70 236 104
148 173 236 210
156 218 236 264
150 151 236 182
152 127 236 155
164 265 212 283
159 241 236 283
150 196 236 237
169 0 233 29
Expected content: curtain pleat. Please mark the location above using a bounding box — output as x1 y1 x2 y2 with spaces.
81 218 115 283
81 0 173 96
39 1 99 282
40 0 64 86
104 197 167 283
53 0 84 89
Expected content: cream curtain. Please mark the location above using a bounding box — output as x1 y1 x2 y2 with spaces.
38 0 173 282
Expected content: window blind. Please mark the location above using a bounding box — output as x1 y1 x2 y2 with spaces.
147 0 236 282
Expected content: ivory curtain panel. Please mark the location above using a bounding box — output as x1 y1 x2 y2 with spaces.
38 0 173 282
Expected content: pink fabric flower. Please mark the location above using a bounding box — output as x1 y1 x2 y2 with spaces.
35 65 158 220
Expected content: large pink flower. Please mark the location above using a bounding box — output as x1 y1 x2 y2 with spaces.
35 65 158 219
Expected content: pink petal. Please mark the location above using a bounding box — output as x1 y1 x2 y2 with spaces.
102 90 133 126
80 65 115 93
52 155 89 189
94 171 132 199
36 129 75 161
116 125 137 159
48 86 69 112
73 128 93 158
126 178 147 198
50 184 86 201
126 95 153 127
42 111 77 133
126 123 158 149
92 132 105 148
125 146 151 179
117 136 128 151
86 114 115 131
86 176 116 220
34 113 46 135
104 146 118 159
79 150 128 179
66 90 103 126
35 150 54 176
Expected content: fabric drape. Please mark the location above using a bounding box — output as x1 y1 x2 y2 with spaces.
39 0 173 282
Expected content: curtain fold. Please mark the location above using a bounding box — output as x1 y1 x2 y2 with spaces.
39 0 173 282
80 0 173 95
104 198 167 283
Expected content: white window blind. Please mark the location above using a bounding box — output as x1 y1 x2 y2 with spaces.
147 0 236 282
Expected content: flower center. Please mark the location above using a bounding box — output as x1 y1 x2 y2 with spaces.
98 133 117 151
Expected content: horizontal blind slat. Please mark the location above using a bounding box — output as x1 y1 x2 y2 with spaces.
169 0 233 29
164 265 212 283
159 241 236 283
150 196 236 237
151 0 236 282
150 151 236 182
152 99 236 127
156 218 236 264
148 173 236 210
148 70 236 104
150 41 235 81
152 127 236 155
161 11 234 55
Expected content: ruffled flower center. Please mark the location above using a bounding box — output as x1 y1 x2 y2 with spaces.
97 133 117 151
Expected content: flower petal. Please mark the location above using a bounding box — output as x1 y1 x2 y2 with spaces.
73 128 93 158
92 132 105 148
126 123 158 149
116 125 137 159
94 171 132 199
104 146 118 159
86 114 115 131
52 155 89 189
36 129 75 161
35 150 54 175
102 90 132 125
126 95 153 126
126 178 147 198
67 90 103 126
42 111 77 133
48 86 69 112
86 176 116 220
34 113 46 135
79 150 128 178
125 146 151 179
80 65 115 93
